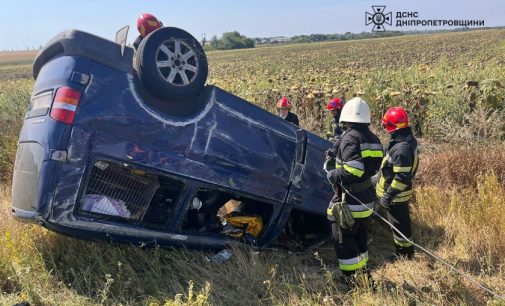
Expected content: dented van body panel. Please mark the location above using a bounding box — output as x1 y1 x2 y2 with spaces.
12 29 333 250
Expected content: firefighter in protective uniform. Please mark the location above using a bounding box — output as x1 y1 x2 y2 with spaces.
276 97 299 126
325 97 383 281
326 97 345 141
376 107 419 259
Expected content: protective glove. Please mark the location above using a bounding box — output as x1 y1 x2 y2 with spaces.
379 193 393 208
326 201 337 221
325 148 336 159
327 198 355 229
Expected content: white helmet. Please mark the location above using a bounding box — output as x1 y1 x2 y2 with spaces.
339 97 371 124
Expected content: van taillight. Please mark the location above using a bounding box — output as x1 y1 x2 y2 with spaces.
50 87 81 124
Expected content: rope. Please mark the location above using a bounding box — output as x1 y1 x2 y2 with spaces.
339 184 505 301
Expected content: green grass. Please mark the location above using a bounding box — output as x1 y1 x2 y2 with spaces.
0 79 32 182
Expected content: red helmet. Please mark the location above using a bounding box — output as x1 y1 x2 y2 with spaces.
276 97 292 109
327 97 344 111
383 107 410 133
137 13 162 38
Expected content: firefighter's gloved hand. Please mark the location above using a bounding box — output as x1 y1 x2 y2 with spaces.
380 194 393 208
327 201 337 221
325 148 336 159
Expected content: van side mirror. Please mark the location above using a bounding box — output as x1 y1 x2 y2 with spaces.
115 25 130 57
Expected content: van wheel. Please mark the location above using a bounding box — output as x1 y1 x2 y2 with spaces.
136 27 208 100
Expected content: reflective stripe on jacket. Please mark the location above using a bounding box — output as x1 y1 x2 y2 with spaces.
376 127 419 203
332 125 383 208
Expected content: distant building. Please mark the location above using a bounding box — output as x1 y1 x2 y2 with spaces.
255 36 291 45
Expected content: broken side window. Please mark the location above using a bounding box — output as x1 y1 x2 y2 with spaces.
79 160 183 230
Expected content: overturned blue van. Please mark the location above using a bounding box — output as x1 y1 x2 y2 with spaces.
11 26 334 250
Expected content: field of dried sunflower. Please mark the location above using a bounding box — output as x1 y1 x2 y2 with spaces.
208 29 505 141
1 29 505 305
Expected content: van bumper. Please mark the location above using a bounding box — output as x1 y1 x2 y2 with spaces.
11 142 47 222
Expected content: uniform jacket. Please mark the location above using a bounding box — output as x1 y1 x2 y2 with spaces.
327 116 343 140
376 127 419 203
133 35 143 50
329 125 383 206
284 112 299 126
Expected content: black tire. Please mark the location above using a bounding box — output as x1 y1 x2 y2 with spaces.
136 27 208 100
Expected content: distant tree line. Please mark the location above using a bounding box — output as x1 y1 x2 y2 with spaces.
206 31 255 50
289 31 404 43
263 27 504 45
199 26 504 51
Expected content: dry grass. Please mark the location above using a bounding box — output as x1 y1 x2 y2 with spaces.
2 176 505 305
0 50 38 65
416 143 505 189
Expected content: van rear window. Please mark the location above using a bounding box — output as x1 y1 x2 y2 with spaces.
27 91 53 119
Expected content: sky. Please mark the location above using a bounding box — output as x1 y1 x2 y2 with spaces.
0 0 503 51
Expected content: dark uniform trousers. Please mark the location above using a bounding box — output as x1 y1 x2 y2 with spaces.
387 202 413 256
332 218 369 276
